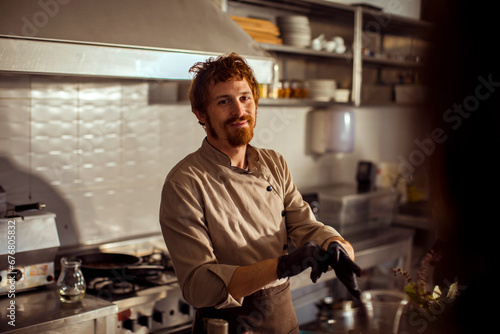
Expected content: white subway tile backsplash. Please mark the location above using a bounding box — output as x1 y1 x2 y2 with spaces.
31 136 77 155
0 99 30 122
0 75 30 99
122 102 150 121
31 151 77 188
0 138 29 157
0 121 29 140
122 82 149 102
31 121 76 138
0 74 170 246
79 165 120 186
79 82 122 101
79 101 121 121
121 183 162 233
31 77 78 100
31 100 78 122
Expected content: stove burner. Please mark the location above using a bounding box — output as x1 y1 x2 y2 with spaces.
83 250 178 301
143 249 174 270
106 280 135 294
137 272 178 287
88 277 137 296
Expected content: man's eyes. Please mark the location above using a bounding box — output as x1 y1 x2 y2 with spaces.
216 96 252 105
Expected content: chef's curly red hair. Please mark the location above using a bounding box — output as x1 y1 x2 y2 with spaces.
188 52 260 116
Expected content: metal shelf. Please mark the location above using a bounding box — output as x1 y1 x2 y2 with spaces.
259 43 353 61
229 0 432 106
230 0 355 17
259 98 352 107
362 55 425 68
231 0 432 35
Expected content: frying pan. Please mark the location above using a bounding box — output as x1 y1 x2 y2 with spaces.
77 253 165 280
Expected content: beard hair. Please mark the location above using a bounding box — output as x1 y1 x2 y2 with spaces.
206 113 257 147
227 120 254 146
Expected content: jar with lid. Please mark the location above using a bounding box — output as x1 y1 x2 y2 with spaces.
207 318 229 334
56 257 86 303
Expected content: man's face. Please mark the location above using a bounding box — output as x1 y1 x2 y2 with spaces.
196 79 257 148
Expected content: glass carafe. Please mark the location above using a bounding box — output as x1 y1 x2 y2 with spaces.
57 257 86 303
361 289 408 334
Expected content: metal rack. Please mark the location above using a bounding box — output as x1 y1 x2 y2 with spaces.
228 0 433 106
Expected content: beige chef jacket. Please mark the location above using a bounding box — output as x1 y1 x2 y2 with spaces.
159 138 341 309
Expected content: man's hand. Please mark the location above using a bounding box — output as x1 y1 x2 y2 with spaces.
276 241 329 283
325 242 362 299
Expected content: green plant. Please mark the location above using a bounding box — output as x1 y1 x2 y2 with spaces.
392 250 459 312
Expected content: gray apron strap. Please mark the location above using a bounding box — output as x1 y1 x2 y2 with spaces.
192 281 299 334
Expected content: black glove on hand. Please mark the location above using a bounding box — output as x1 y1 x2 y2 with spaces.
326 242 362 299
277 241 329 283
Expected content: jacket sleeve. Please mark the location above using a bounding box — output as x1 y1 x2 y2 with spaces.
276 154 342 247
159 178 243 309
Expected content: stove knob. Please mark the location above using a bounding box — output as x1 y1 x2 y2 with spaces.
153 310 164 324
179 301 191 315
9 269 23 281
138 314 152 328
122 318 136 332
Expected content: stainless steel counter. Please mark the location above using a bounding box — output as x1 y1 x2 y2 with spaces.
0 285 117 333
291 227 414 291
346 226 414 270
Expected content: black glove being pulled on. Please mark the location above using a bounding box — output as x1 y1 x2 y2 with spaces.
325 242 362 299
276 241 329 283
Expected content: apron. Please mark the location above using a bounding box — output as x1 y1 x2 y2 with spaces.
192 281 299 334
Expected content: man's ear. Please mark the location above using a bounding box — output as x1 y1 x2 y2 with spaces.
192 109 206 126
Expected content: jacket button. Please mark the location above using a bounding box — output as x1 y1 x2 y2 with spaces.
266 185 273 192
281 210 286 217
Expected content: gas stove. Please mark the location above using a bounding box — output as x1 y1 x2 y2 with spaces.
85 251 178 301
72 236 194 334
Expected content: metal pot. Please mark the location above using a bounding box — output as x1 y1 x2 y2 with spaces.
316 297 362 333
77 253 164 280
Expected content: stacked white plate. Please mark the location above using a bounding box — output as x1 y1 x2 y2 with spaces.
307 79 337 101
276 15 311 47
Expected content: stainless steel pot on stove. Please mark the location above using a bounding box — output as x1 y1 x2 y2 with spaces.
316 297 362 333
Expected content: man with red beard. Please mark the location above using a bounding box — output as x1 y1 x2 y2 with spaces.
159 53 360 334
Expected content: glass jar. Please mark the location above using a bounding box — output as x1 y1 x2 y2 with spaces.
56 257 86 303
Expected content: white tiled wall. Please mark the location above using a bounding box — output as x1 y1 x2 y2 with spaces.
0 74 205 246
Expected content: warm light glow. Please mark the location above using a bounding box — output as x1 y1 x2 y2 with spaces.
344 112 351 125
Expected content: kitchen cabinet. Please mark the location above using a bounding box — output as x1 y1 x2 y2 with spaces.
228 0 432 106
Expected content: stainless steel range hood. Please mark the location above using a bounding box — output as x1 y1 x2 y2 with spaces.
0 0 276 83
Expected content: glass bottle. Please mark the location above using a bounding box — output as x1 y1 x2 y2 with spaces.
57 257 86 303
